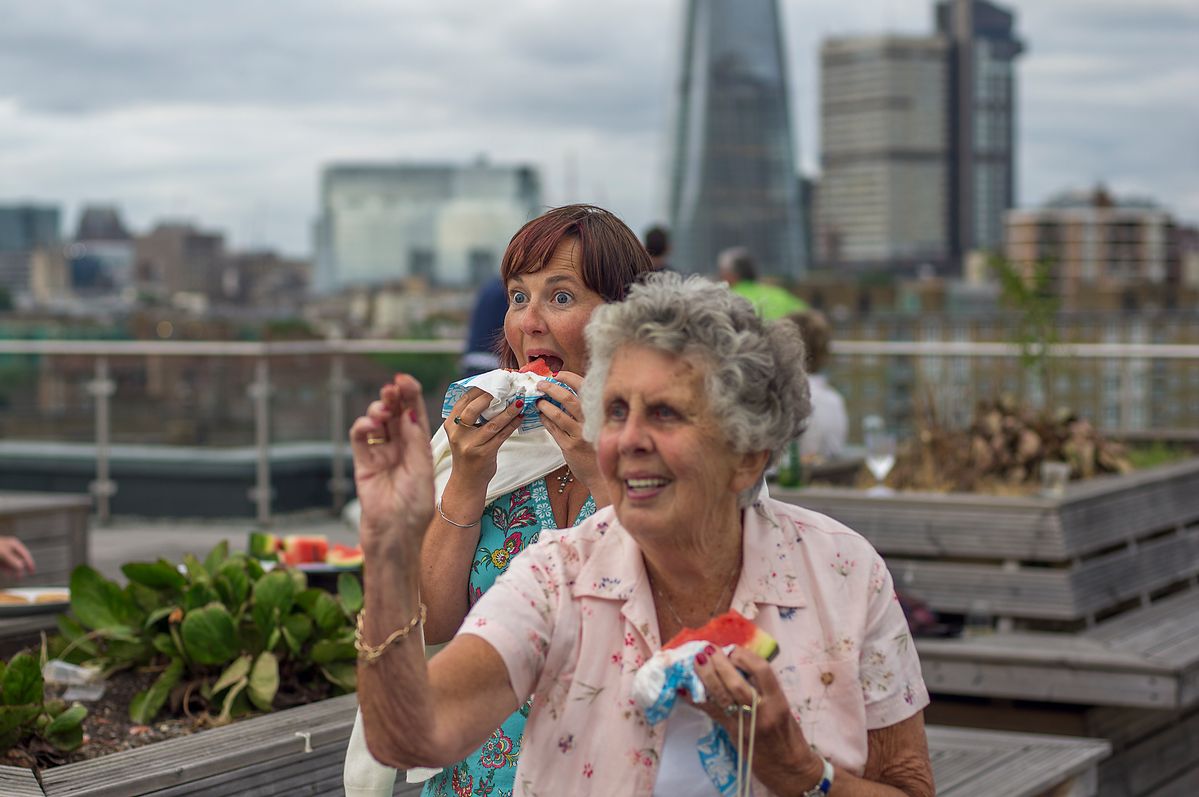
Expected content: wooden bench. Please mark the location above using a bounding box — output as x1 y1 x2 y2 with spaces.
929 726 1109 797
917 588 1199 710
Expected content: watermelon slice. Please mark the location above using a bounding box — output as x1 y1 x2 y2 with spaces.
248 531 280 561
326 543 363 567
663 609 779 662
518 358 553 377
280 535 329 566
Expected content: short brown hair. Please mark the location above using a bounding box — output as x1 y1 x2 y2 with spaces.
787 310 831 374
497 204 653 368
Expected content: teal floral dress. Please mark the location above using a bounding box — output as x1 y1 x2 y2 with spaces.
423 477 595 797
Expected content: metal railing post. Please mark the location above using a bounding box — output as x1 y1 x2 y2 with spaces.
328 351 351 513
248 357 273 525
1120 357 1134 433
86 356 117 524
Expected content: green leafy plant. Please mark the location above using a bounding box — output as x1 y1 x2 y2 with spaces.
51 541 362 727
0 652 87 754
990 255 1060 407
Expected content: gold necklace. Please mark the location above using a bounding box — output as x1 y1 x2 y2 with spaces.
651 555 741 629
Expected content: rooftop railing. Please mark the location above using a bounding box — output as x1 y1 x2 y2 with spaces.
1 338 1196 524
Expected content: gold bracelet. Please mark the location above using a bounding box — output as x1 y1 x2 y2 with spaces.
355 603 426 664
437 499 481 529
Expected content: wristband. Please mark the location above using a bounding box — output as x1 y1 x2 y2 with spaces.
801 756 834 797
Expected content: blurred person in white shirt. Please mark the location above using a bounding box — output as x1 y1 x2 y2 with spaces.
788 310 848 461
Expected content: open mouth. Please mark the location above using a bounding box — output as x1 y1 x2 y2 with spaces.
530 354 564 373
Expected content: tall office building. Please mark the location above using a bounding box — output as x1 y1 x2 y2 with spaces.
938 0 1024 262
816 36 950 273
0 204 61 295
313 160 540 292
666 0 806 278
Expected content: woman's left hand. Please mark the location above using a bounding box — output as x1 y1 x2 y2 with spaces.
693 645 827 794
536 372 608 504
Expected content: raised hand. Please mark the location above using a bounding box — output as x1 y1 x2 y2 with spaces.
441 388 524 494
350 374 435 557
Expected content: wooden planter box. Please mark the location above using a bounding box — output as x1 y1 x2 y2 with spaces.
0 695 417 797
779 460 1199 796
777 458 1199 628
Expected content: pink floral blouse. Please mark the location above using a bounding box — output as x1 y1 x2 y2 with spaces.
458 497 930 796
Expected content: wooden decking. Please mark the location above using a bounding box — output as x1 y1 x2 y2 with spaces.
0 694 1109 796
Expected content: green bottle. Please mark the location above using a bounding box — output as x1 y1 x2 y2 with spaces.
778 440 804 488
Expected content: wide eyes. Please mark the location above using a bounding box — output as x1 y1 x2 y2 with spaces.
507 289 573 307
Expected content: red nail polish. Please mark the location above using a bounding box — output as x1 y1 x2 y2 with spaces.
695 652 708 666
515 399 524 409
676 687 687 696
408 409 418 423
704 644 715 656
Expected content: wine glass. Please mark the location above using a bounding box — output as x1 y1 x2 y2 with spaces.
863 416 896 496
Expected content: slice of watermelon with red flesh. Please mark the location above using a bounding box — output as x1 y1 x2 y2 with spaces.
326 543 363 567
281 535 328 566
663 609 779 661
518 358 553 377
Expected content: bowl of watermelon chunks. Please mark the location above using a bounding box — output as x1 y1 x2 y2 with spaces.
248 532 363 572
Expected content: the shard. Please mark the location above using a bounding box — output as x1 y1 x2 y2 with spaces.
666 0 807 279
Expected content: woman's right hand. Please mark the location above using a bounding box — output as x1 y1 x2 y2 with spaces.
350 374 435 557
441 388 525 492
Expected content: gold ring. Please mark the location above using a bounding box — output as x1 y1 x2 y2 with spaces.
366 434 386 446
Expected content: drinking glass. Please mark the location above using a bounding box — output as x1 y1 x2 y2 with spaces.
863 416 896 496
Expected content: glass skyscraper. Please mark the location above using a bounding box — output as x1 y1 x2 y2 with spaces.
938 0 1024 260
666 0 806 278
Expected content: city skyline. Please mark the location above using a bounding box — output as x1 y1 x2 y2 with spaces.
1 0 1195 260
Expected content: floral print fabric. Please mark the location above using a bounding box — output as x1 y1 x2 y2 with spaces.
423 478 594 797
458 498 930 797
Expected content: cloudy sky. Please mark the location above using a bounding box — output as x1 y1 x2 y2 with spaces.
1 0 1195 257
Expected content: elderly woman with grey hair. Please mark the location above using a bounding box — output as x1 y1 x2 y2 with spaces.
349 273 933 796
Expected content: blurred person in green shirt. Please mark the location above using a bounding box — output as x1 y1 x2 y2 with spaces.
717 246 807 321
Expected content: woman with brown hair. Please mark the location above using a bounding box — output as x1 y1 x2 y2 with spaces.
346 204 653 797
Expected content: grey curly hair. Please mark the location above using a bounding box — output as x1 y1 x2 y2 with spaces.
581 272 811 507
